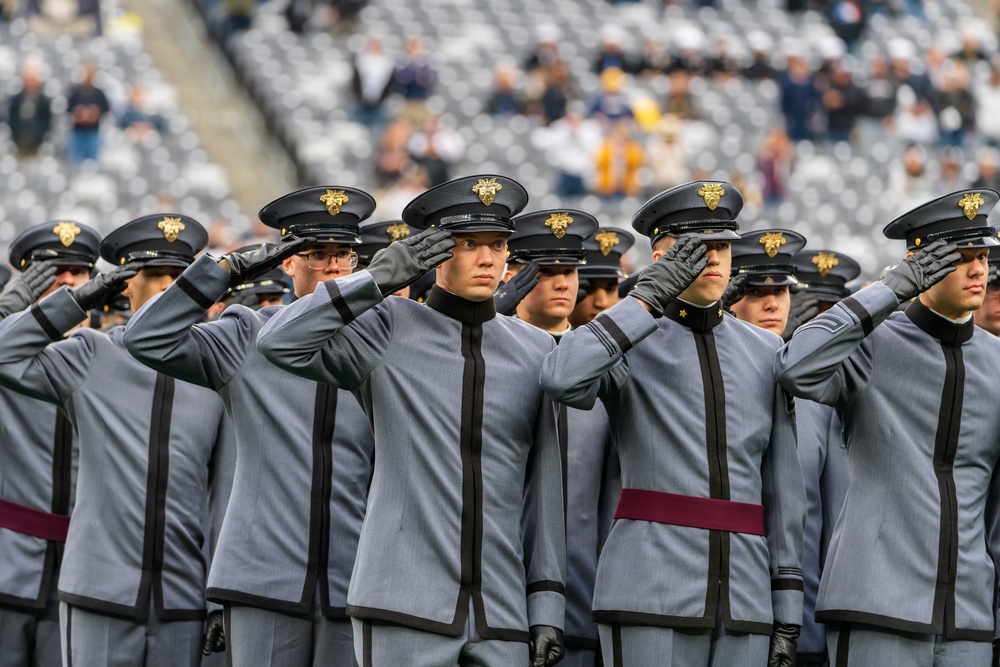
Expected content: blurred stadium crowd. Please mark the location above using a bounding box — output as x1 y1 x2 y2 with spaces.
5 0 1000 275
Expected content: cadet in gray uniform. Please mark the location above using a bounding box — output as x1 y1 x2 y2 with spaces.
504 212 617 667
257 175 567 667
540 182 806 667
973 254 1000 336
569 229 633 330
0 222 98 667
775 189 1000 666
123 187 379 667
221 245 290 310
0 215 234 667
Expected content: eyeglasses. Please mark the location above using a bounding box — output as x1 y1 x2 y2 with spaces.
295 250 359 271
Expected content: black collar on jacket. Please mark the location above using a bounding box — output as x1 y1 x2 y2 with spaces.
662 299 724 334
904 298 974 347
426 285 496 326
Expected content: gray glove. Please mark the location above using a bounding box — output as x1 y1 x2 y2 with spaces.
69 265 138 312
220 237 314 287
629 236 708 317
367 228 455 297
781 291 822 342
494 262 540 315
201 610 225 655
720 272 748 312
767 623 799 667
878 240 961 302
529 625 564 667
0 260 59 318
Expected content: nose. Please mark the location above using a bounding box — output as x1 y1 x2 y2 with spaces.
476 245 495 266
552 272 569 290
704 248 720 265
969 258 987 277
762 293 778 311
592 287 609 308
54 269 76 286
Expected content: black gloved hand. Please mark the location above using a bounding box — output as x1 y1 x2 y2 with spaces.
781 291 822 342
201 610 225 656
576 276 592 305
529 625 565 667
878 240 961 302
992 638 999 667
628 236 708 317
220 237 314 287
720 273 747 312
0 260 59 318
494 262 540 316
367 228 455 297
767 623 800 667
69 265 138 312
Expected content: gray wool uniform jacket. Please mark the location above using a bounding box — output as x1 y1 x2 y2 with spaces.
0 288 233 621
122 255 374 617
0 384 77 609
775 282 1000 641
794 399 848 658
256 273 566 641
540 297 806 634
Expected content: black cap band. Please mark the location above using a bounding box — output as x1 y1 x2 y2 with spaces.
26 248 96 267
122 249 196 266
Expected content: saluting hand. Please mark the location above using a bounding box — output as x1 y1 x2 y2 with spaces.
720 272 748 312
878 240 962 302
219 237 315 288
629 236 708 317
781 291 822 342
494 261 540 316
0 260 59 318
69 265 139 312
367 227 455 297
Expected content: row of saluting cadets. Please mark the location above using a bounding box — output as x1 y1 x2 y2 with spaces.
0 175 999 667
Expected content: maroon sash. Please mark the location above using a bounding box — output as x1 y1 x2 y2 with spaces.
615 488 766 536
0 498 70 542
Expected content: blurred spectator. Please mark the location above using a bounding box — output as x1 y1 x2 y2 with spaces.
407 114 466 187
211 0 254 43
531 102 602 196
953 29 990 64
709 36 742 80
392 37 436 104
587 67 634 122
742 33 778 80
524 24 563 74
352 35 395 127
663 70 697 119
971 147 1000 189
730 172 765 215
889 41 934 103
935 60 974 148
895 94 939 145
823 60 863 143
534 60 576 124
756 126 794 205
374 116 414 188
637 36 671 77
924 46 949 91
858 56 897 145
780 54 820 141
376 162 432 219
974 67 1000 147
26 0 101 36
826 0 865 51
593 26 638 74
5 62 52 157
646 114 689 192
667 27 710 76
66 62 110 167
592 118 645 198
937 149 966 193
486 64 524 117
888 144 936 209
119 85 165 140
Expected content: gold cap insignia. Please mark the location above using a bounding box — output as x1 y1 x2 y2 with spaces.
472 178 502 206
812 252 839 277
759 232 786 258
958 193 985 221
320 190 350 217
158 217 185 243
764 276 775 284
53 221 81 248
595 230 620 256
914 238 922 246
545 212 573 239
697 183 725 211
386 223 410 242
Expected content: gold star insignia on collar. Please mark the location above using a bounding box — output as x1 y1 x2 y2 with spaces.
958 193 985 220
320 190 349 216
545 212 573 239
697 183 725 211
472 178 502 206
53 221 81 248
158 217 185 242
679 309 687 318
718 308 723 317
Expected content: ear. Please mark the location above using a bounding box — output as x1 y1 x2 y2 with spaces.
652 250 664 262
905 250 915 259
502 269 514 283
281 256 295 277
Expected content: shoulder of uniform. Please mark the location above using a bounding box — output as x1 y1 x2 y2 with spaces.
498 315 557 349
725 315 783 350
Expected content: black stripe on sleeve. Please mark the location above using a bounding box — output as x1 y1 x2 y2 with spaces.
31 305 64 341
175 276 217 310
771 579 804 592
840 297 874 337
526 580 566 595
594 313 633 353
323 280 356 325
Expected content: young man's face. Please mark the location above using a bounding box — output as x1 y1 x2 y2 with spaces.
729 284 791 335
281 242 355 298
919 247 989 319
973 264 1000 335
652 237 732 306
569 277 620 328
504 264 578 332
40 264 91 299
436 232 507 302
124 266 184 313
